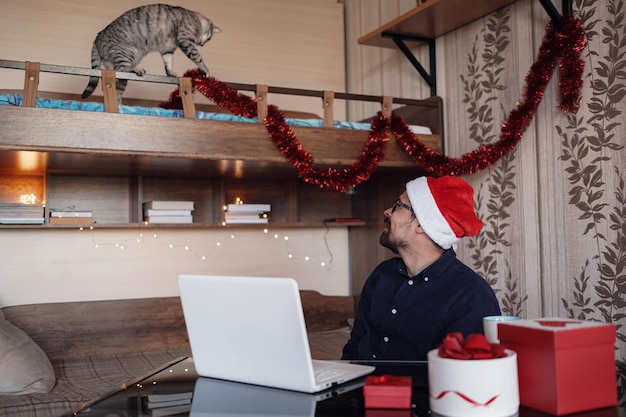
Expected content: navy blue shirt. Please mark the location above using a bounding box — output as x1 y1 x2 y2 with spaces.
342 248 501 361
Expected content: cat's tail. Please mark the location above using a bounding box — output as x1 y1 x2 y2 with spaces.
81 43 101 99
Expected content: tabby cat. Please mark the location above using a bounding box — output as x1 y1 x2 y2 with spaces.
81 4 221 101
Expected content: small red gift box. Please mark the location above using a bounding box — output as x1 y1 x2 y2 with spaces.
498 318 617 415
363 375 412 409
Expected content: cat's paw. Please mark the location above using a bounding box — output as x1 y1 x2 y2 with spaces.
133 68 147 76
166 70 178 77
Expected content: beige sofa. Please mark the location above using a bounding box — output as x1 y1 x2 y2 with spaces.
0 291 354 417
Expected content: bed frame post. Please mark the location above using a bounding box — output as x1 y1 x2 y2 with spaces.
382 96 393 118
101 69 119 113
323 91 335 128
256 84 268 122
22 61 40 107
179 77 196 119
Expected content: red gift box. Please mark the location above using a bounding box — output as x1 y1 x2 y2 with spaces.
498 318 617 415
363 375 412 409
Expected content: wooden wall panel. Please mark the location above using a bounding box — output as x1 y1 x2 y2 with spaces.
0 0 352 307
343 0 431 120
0 227 351 306
0 0 346 118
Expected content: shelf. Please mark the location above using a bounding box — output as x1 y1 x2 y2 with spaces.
358 0 518 49
0 173 359 229
0 222 365 229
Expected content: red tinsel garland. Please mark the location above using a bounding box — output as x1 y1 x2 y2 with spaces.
162 16 585 191
391 16 585 177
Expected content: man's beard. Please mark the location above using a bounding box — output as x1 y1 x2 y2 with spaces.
379 221 399 254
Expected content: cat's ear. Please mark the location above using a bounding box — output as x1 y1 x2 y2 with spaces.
213 26 221 34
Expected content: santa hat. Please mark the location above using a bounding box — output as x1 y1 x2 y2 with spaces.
405 176 483 250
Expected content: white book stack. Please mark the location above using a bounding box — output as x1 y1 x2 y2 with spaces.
224 203 271 224
143 201 194 224
0 203 45 224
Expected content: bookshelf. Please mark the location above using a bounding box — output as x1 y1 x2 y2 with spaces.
0 172 358 228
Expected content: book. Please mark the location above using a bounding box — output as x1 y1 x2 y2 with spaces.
49 217 93 225
144 392 193 403
145 215 193 224
224 212 268 224
0 217 45 224
226 203 271 213
144 209 192 217
224 217 269 224
143 398 191 409
49 211 93 218
142 392 192 410
143 201 195 210
142 402 191 417
224 212 267 220
0 203 44 218
324 218 363 223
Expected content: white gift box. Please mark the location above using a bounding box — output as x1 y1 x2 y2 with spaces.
428 349 519 417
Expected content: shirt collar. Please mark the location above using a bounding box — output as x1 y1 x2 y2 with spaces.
396 248 457 279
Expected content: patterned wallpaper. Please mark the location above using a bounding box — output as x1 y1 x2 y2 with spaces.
450 1 625 407
344 0 625 410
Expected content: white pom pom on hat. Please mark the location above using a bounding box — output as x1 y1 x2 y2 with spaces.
405 176 483 250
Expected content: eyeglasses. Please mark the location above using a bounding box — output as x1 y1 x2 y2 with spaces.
392 199 414 214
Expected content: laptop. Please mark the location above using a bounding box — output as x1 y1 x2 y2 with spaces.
177 274 374 393
189 375 366 417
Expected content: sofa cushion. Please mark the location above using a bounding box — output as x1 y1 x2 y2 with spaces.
0 310 55 395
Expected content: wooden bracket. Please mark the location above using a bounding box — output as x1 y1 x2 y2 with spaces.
179 77 196 119
382 96 393 118
101 69 119 113
256 84 268 122
380 0 573 96
22 61 40 107
323 91 335 128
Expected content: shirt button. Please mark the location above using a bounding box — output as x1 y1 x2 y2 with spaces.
408 280 414 285
424 276 429 282
372 354 377 358
383 336 389 342
391 308 397 315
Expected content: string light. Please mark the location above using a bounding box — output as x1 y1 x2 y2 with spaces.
78 197 334 268
78 224 334 268
19 193 38 204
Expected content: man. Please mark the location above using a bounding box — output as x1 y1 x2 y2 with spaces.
342 175 501 361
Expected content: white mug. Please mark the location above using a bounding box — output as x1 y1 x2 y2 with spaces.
483 315 522 343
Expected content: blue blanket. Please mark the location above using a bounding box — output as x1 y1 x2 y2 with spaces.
0 94 372 130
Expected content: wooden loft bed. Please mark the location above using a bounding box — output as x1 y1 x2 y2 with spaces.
0 59 443 180
0 59 444 296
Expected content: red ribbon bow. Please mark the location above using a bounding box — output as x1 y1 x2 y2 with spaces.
438 332 507 360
